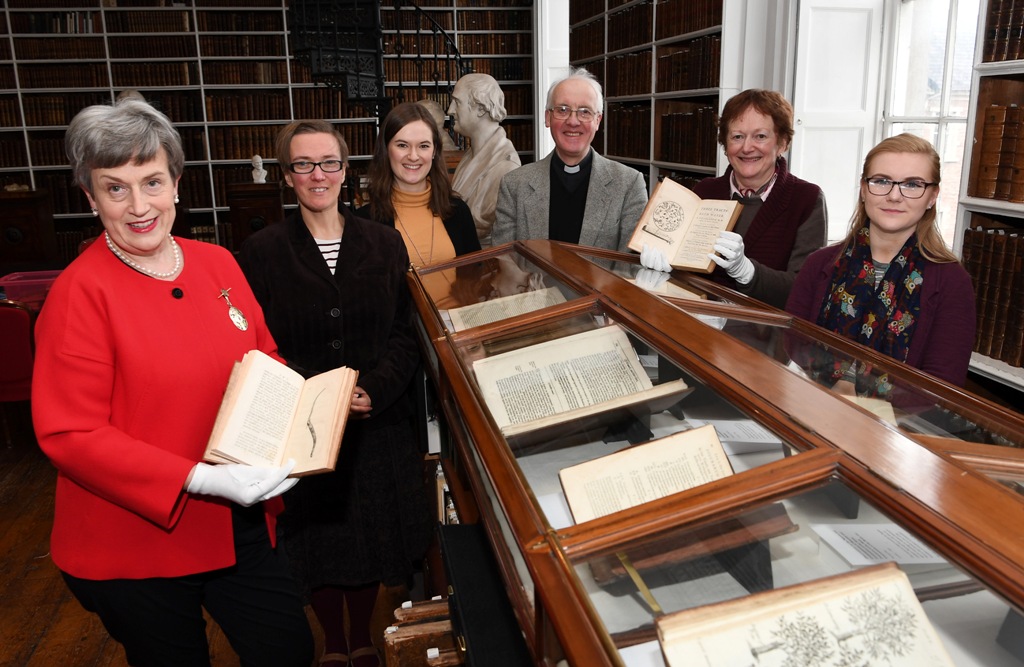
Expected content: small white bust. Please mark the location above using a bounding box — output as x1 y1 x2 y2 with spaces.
251 154 267 184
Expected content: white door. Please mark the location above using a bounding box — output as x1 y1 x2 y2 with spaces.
791 0 885 242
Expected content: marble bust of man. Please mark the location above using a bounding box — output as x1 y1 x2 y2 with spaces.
448 73 521 247
251 154 267 184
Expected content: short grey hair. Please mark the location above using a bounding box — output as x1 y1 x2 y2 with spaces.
65 97 185 196
545 67 604 114
458 73 507 123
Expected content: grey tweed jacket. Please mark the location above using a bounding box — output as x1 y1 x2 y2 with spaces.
492 149 648 252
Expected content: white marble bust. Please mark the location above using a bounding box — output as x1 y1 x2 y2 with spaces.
448 73 521 247
251 154 267 184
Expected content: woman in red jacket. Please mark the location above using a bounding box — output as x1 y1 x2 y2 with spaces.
32 97 312 666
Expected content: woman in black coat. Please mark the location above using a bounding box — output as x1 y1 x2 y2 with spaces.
238 119 430 667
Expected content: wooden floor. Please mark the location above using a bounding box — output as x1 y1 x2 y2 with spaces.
0 402 324 667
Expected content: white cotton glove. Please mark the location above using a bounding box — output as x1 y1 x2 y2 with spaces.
634 268 671 291
187 459 298 507
709 230 756 285
640 243 673 273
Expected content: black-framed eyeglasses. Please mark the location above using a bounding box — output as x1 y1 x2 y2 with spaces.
863 177 936 199
288 160 344 174
547 105 598 122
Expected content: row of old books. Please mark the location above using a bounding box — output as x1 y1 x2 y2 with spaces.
18 93 108 127
103 10 191 33
382 9 454 32
608 3 654 53
658 106 719 167
655 0 723 40
570 17 605 62
457 33 531 56
203 91 290 123
606 104 652 161
606 51 653 97
656 35 722 93
14 37 106 60
982 0 1024 63
201 61 288 87
0 99 23 129
962 226 1024 366
198 35 283 58
194 10 282 32
570 0 605 24
0 143 28 169
108 35 196 59
972 104 1024 203
110 62 195 88
18 63 109 89
456 10 531 31
463 56 531 81
8 10 101 34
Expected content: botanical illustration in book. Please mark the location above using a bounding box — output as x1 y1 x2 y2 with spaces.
627 177 743 273
657 562 954 666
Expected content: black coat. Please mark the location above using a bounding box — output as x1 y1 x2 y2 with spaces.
237 205 430 589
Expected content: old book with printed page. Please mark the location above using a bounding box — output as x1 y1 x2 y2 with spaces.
204 349 358 476
627 178 743 273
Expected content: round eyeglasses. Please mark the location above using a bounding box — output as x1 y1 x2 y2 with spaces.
289 160 344 174
863 177 936 199
547 105 598 122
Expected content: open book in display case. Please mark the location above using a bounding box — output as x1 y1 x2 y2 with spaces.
405 240 1024 667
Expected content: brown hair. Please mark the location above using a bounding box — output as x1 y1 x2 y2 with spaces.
366 102 455 222
838 133 956 263
274 119 350 176
717 89 794 151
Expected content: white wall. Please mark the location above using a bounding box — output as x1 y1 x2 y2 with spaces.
533 1 569 161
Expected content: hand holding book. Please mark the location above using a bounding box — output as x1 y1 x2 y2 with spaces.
708 230 755 284
187 458 298 506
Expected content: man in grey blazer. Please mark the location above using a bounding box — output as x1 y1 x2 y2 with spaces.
492 67 648 252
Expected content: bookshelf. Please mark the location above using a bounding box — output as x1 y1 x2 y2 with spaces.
379 1 535 160
0 1 536 265
569 0 725 192
955 0 1024 391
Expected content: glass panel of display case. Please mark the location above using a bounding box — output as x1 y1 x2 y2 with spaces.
562 480 1018 667
450 306 801 530
664 300 1024 453
580 253 743 305
413 250 584 332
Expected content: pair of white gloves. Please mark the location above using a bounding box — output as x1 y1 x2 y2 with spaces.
187 459 298 507
639 230 756 285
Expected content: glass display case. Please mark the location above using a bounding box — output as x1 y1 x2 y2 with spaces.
407 240 1024 667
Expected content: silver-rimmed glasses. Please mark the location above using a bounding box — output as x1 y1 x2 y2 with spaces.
547 105 598 122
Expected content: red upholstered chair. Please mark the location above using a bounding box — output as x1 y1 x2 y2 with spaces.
0 299 35 446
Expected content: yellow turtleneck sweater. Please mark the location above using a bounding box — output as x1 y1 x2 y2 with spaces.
392 184 456 268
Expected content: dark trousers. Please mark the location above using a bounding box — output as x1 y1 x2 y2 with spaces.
62 505 313 667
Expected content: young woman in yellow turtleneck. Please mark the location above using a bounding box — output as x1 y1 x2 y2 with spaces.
362 102 480 266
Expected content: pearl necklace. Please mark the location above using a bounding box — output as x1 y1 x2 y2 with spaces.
105 232 182 279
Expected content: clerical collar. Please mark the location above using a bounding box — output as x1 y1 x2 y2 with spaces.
553 150 592 174
730 169 778 201
552 150 594 192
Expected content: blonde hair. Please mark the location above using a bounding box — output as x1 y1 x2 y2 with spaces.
842 133 957 263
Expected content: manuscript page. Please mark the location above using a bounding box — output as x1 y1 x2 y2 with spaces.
447 286 567 331
558 424 733 524
471 325 689 439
